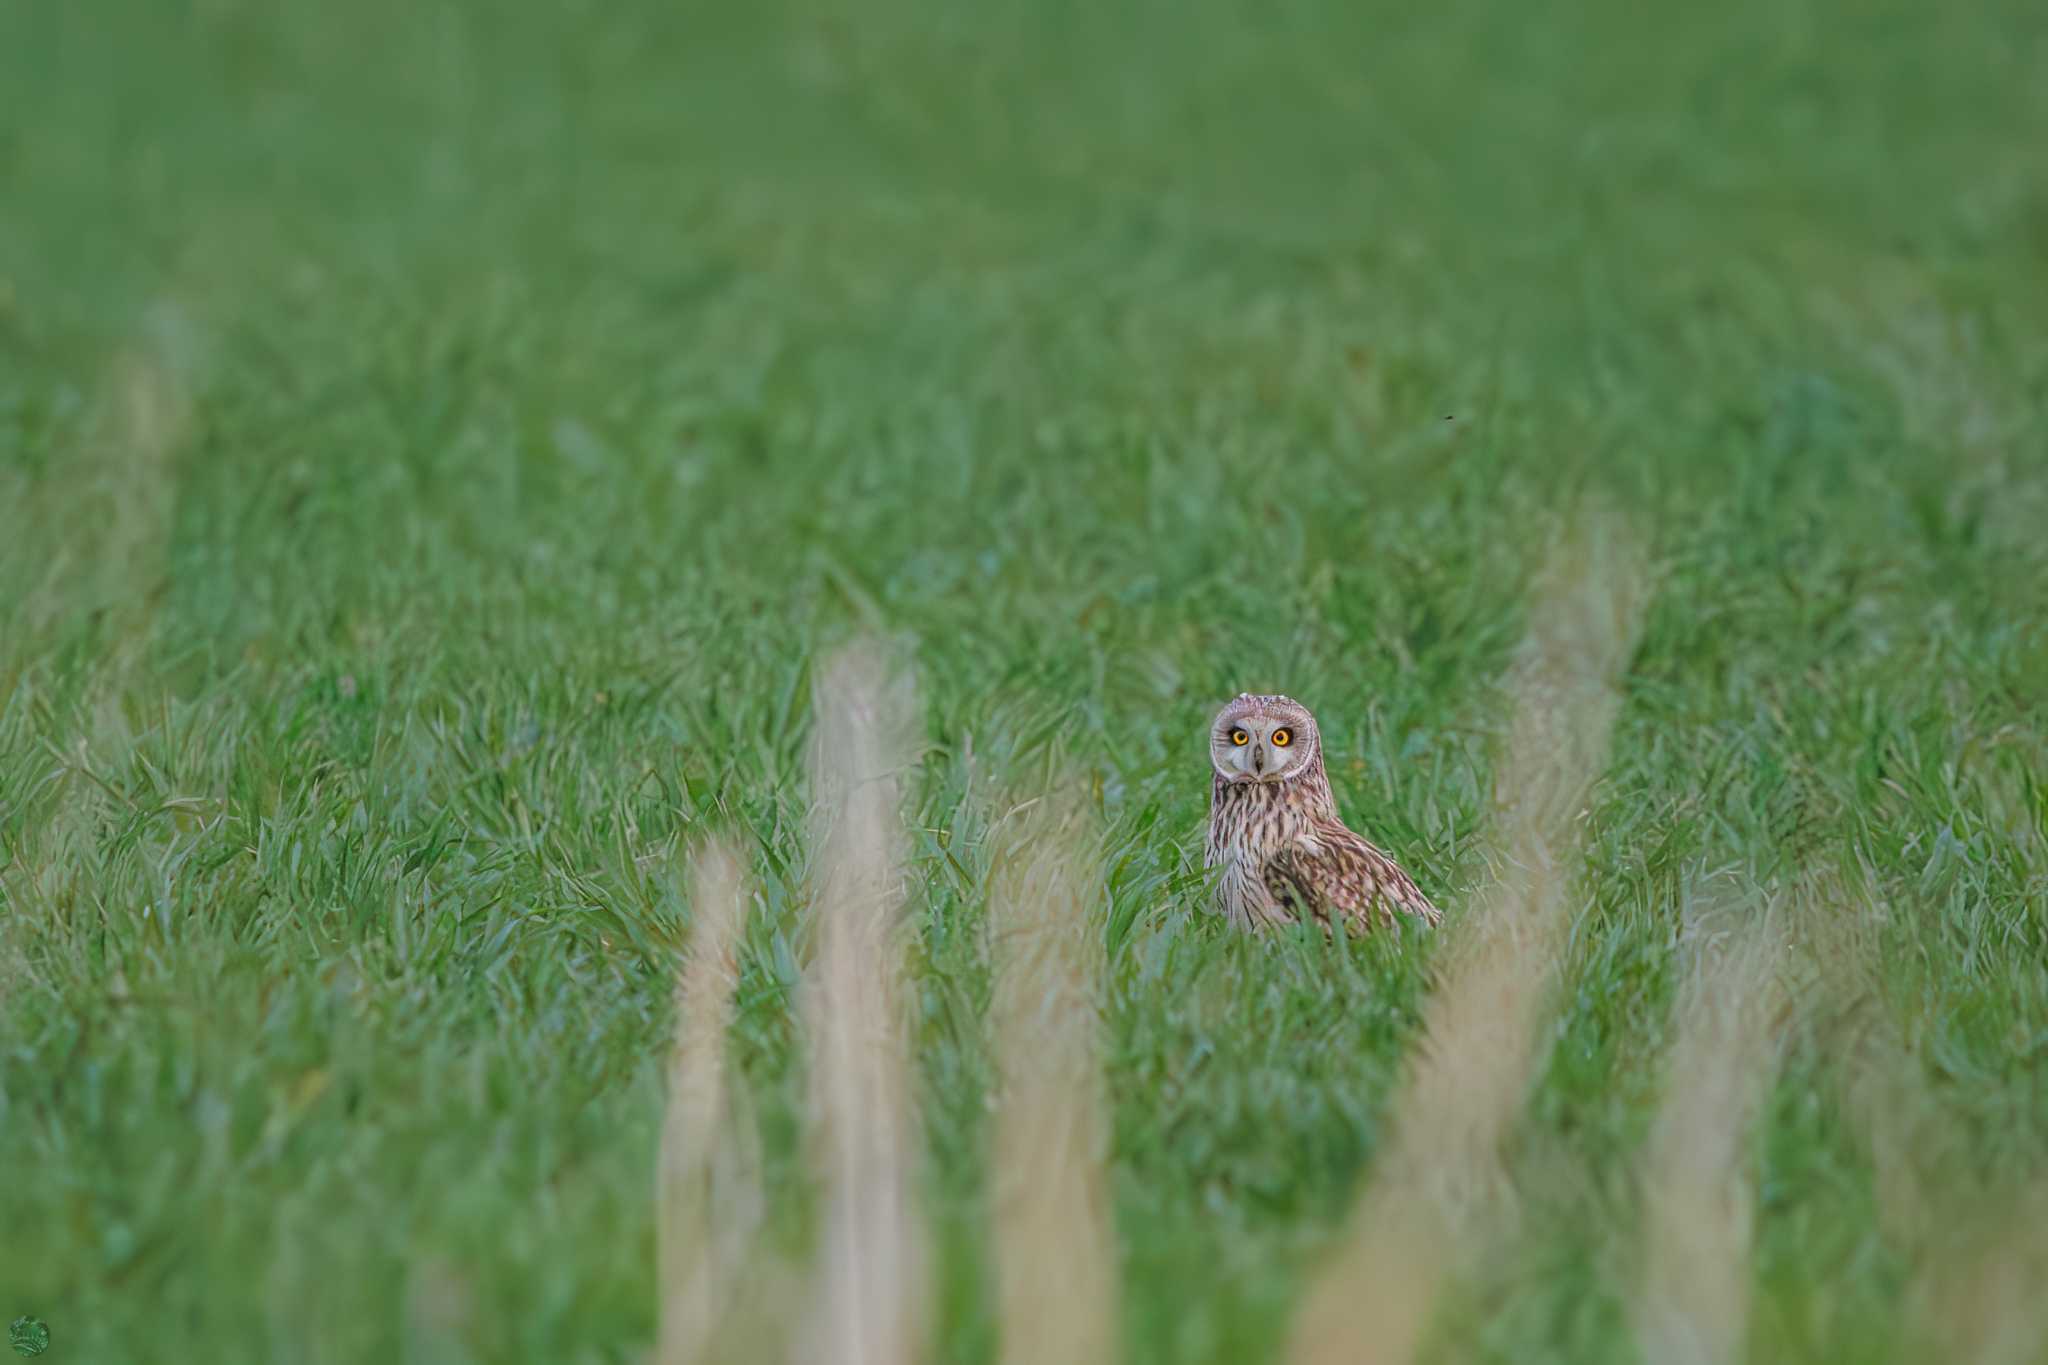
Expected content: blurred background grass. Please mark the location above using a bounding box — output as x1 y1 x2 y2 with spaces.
2 0 2045 1361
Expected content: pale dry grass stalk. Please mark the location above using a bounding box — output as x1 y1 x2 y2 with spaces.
655 839 762 1365
1288 513 1647 1365
1632 895 1787 1365
799 641 928 1365
986 789 1119 1365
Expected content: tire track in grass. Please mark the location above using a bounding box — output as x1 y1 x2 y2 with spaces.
986 786 1119 1365
1810 871 2048 1365
26 299 203 722
1287 511 1648 1365
2 299 206 1004
799 640 929 1365
1631 890 1789 1365
654 838 764 1365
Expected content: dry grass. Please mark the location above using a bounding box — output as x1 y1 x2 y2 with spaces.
1631 892 1788 1365
797 640 929 1365
1287 514 1649 1365
986 787 1120 1365
655 839 763 1365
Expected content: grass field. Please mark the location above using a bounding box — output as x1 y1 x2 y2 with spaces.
4 1 2047 1361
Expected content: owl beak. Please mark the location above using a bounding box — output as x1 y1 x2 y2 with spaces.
1250 745 1266 776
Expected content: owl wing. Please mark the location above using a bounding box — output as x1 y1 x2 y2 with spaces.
1264 818 1441 933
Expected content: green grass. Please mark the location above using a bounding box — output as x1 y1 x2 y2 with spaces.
3 0 2046 1360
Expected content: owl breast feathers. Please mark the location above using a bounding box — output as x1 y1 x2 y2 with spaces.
1204 692 1440 935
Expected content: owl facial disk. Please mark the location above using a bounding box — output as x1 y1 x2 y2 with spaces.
1211 692 1320 783
1212 710 1308 783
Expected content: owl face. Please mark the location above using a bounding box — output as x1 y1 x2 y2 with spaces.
1209 693 1320 785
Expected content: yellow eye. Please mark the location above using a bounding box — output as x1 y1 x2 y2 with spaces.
1271 728 1293 747
1229 728 1249 746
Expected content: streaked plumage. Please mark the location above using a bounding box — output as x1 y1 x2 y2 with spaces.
1203 693 1440 934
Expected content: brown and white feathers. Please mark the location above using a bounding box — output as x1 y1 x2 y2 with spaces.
1203 693 1440 934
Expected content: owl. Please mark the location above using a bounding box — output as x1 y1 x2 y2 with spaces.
1204 692 1441 934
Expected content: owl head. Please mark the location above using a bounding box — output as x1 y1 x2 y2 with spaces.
1209 692 1321 785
